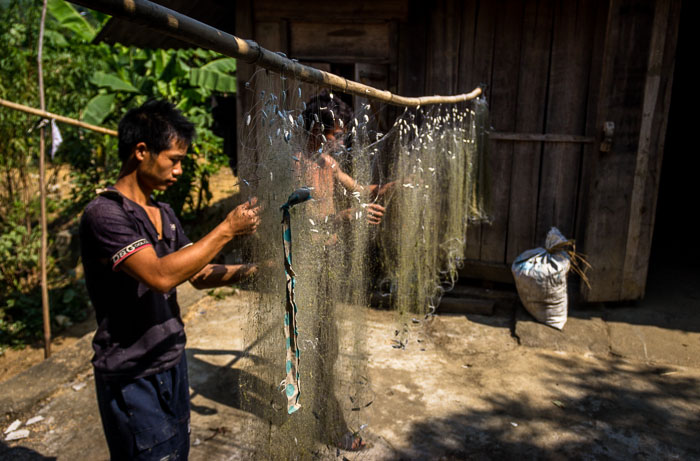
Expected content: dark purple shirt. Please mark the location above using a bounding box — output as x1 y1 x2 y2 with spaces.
79 187 192 379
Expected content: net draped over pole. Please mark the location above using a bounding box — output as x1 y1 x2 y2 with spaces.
67 1 492 457
234 71 490 456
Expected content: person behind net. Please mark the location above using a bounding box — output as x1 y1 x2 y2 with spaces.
79 100 261 460
294 91 393 450
297 89 393 233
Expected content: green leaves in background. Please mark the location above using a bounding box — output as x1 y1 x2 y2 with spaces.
0 0 236 347
82 93 115 125
83 53 237 125
46 0 95 41
189 58 237 93
90 71 139 93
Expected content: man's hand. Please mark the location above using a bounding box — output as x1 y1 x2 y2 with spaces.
365 203 386 225
226 197 261 237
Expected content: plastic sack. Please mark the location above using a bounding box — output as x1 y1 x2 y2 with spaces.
511 227 571 330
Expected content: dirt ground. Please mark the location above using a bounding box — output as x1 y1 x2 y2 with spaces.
0 312 96 385
2 265 699 460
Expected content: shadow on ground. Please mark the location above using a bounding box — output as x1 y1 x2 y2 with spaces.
186 347 291 428
0 441 56 461
394 354 700 460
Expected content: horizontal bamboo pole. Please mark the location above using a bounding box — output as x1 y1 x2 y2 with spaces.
0 97 118 136
70 0 482 107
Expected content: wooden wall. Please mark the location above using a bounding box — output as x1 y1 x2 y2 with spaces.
397 0 607 285
582 0 680 301
235 0 681 302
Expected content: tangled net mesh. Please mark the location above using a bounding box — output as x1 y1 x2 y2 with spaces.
232 68 490 458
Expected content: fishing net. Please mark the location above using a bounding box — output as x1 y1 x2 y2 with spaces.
233 68 489 458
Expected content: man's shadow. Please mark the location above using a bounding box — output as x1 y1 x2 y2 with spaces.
186 338 357 449
186 324 287 425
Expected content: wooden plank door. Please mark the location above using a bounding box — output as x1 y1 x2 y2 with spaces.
455 0 606 285
581 0 680 301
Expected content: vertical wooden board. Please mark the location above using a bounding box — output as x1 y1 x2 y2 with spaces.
582 0 655 301
256 21 282 53
576 0 609 301
458 0 496 260
574 0 609 258
536 0 598 242
477 0 524 264
425 0 462 95
621 0 681 299
388 20 399 87
385 20 401 124
398 0 428 97
279 19 290 55
506 0 554 263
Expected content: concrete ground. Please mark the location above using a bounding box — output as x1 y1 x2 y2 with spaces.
1 262 699 460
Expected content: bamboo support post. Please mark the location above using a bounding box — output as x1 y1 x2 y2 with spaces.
38 0 51 359
0 98 118 136
70 0 482 107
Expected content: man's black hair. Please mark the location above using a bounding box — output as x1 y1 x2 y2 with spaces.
302 89 353 133
118 99 196 162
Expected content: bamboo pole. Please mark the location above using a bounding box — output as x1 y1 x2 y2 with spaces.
38 0 51 359
69 0 482 107
0 98 118 136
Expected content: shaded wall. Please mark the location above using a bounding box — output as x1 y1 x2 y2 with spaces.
235 0 680 301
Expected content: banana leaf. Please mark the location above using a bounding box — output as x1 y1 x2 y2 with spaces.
189 58 237 93
47 0 95 42
90 71 139 93
82 93 115 125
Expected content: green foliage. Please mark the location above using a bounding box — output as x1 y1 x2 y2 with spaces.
90 71 140 93
46 0 95 41
83 44 235 215
82 93 116 125
189 58 238 93
0 0 236 347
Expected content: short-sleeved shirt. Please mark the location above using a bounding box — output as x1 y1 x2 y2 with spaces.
79 186 192 380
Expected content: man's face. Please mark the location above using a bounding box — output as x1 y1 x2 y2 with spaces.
138 138 188 191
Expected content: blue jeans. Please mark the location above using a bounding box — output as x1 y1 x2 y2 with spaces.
94 354 190 460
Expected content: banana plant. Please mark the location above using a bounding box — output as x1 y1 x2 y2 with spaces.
82 47 237 125
46 0 95 42
44 0 237 124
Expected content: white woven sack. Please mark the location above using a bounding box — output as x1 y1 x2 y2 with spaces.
511 227 571 330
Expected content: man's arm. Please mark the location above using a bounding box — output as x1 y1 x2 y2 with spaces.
120 199 260 293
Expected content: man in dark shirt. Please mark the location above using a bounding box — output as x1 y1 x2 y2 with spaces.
80 100 260 460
